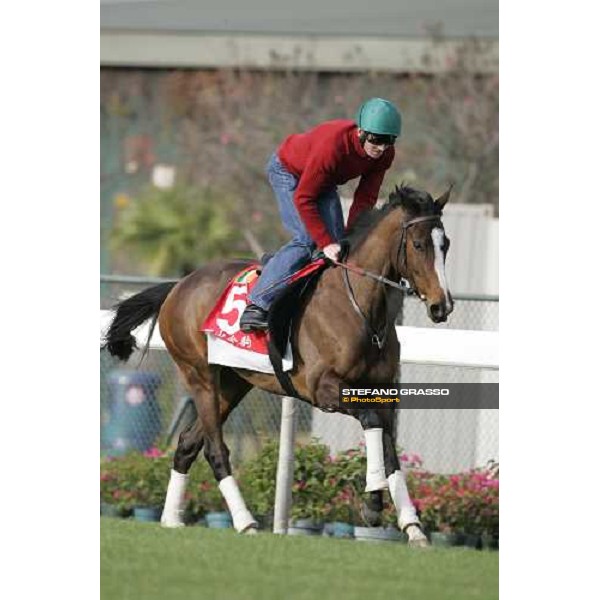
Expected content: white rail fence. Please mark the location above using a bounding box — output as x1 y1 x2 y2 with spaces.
100 311 498 369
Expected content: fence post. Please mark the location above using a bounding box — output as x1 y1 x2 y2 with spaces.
273 396 296 534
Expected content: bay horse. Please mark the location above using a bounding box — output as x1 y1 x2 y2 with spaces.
103 184 453 546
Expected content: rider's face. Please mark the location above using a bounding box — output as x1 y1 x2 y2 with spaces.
364 140 385 159
358 129 395 159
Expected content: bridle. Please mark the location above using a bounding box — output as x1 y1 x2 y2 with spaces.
395 214 443 275
338 214 443 351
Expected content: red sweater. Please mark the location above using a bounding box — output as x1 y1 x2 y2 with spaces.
278 119 395 248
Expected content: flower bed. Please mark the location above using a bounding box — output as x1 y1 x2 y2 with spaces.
100 442 499 543
408 467 499 540
100 446 220 520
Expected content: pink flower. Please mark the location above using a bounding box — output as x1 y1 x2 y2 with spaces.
410 453 423 465
143 447 163 458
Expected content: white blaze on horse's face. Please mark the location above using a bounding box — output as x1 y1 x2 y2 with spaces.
431 227 450 306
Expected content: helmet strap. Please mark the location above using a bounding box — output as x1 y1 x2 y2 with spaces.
358 129 368 147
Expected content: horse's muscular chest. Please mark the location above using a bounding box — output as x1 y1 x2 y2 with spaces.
340 341 399 382
298 313 399 385
299 278 399 381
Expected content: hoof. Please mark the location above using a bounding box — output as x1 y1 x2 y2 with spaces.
408 537 431 548
160 520 185 529
360 503 382 527
241 524 259 535
404 524 430 548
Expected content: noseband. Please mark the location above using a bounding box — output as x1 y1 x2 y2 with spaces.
341 213 443 350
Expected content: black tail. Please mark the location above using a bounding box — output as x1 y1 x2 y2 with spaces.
102 281 177 362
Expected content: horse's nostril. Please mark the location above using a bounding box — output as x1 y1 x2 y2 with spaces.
431 304 443 317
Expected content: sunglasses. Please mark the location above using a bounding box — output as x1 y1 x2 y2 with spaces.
365 133 397 147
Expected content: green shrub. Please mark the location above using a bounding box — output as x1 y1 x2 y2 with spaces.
290 442 336 521
100 448 172 510
99 442 499 537
238 440 279 517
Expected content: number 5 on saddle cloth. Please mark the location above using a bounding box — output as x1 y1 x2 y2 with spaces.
201 258 328 398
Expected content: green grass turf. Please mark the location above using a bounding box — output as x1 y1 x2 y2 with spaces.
101 517 498 600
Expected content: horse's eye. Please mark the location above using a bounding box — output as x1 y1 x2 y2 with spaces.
413 240 424 251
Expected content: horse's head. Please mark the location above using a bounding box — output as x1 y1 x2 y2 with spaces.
389 185 454 323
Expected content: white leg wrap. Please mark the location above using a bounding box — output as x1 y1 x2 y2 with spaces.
219 476 257 533
364 428 389 492
160 469 188 528
388 470 421 531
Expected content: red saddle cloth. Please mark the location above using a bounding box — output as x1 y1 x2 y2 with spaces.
201 260 325 356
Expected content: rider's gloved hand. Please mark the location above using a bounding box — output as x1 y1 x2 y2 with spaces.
323 243 341 262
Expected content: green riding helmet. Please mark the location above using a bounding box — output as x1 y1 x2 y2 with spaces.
355 98 402 137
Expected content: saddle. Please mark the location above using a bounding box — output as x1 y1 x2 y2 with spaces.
201 258 327 392
266 258 327 398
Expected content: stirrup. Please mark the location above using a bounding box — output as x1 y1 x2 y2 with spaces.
239 305 269 332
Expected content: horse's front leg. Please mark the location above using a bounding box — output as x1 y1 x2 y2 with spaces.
381 410 429 547
314 372 389 492
355 409 390 492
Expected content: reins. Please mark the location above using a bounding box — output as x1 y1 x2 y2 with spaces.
332 259 413 293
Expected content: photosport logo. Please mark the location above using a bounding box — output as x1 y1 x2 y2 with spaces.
338 383 499 409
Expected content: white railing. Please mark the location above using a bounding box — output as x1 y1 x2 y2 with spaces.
100 310 498 369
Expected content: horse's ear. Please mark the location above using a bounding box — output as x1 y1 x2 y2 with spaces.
435 184 453 211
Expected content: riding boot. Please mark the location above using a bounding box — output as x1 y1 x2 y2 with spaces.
239 304 269 332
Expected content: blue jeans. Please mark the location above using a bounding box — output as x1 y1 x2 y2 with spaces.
248 153 344 310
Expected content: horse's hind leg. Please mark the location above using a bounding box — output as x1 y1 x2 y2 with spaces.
198 367 258 533
161 367 252 529
172 369 251 473
161 416 205 528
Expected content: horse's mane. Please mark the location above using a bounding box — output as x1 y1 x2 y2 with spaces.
345 184 441 250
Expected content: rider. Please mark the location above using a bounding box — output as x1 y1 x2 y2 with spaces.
239 97 402 332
